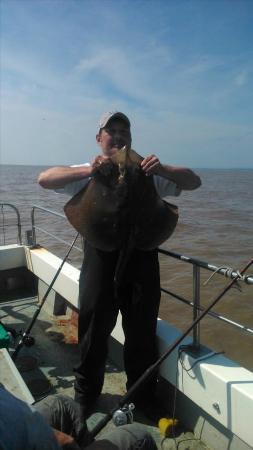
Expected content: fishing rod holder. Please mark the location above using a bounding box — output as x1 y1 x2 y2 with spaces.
193 264 201 349
21 333 35 347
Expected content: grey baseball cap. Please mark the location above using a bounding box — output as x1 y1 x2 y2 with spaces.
99 111 131 130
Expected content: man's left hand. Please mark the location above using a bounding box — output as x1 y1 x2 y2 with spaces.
141 155 162 176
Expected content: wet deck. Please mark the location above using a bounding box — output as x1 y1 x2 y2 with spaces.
0 293 209 449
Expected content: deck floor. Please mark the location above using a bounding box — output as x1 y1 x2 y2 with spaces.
0 294 209 449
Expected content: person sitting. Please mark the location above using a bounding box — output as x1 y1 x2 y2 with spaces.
0 385 157 450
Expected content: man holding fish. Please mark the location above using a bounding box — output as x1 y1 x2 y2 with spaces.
38 111 201 420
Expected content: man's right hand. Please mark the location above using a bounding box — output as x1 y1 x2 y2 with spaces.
91 155 113 177
91 155 109 171
53 428 80 449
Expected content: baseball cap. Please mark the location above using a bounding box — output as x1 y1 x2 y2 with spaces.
99 111 131 130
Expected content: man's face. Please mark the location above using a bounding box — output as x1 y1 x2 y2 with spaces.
96 119 132 157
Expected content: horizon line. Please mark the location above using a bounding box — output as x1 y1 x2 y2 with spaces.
1 163 253 170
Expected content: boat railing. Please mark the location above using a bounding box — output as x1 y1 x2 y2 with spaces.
1 203 253 348
30 205 253 348
158 248 253 347
30 205 83 252
0 203 22 245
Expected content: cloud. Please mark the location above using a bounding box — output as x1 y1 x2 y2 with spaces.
75 48 150 104
2 49 63 92
234 70 249 86
182 56 224 76
2 89 252 168
1 1 253 167
74 42 174 107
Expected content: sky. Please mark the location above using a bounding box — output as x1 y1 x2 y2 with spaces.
1 0 253 168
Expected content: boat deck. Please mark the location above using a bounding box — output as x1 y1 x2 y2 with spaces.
0 293 209 449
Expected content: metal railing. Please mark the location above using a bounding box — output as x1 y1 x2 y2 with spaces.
0 203 22 245
158 247 253 348
31 205 83 252
31 205 253 347
1 203 253 348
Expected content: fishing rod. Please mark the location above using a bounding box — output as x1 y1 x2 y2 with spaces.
12 233 79 361
89 258 253 439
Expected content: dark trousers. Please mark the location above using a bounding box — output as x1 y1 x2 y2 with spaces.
35 394 157 450
74 242 161 403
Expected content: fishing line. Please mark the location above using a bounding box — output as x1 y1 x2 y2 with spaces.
179 348 224 376
203 265 252 291
161 345 224 450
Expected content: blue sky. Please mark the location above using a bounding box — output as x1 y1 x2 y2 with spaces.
1 0 253 167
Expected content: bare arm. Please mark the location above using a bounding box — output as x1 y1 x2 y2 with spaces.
37 166 93 189
37 156 110 189
141 155 201 190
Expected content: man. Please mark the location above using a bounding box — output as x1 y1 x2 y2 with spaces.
0 383 61 450
38 111 201 419
0 385 157 450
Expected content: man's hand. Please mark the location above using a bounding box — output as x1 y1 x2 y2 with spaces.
91 155 110 173
91 155 113 177
141 154 201 189
53 428 80 449
141 154 162 176
91 155 109 169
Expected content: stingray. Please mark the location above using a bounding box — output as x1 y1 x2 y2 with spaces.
64 147 178 283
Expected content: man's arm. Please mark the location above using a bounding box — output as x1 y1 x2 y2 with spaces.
141 155 201 190
37 155 110 190
37 166 93 190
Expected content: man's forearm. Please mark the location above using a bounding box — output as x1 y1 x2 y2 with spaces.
157 164 201 190
37 166 92 190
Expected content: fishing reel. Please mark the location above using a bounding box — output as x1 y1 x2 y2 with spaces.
112 403 135 426
17 330 35 347
22 334 35 347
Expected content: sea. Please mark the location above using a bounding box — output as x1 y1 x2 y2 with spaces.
1 165 253 370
